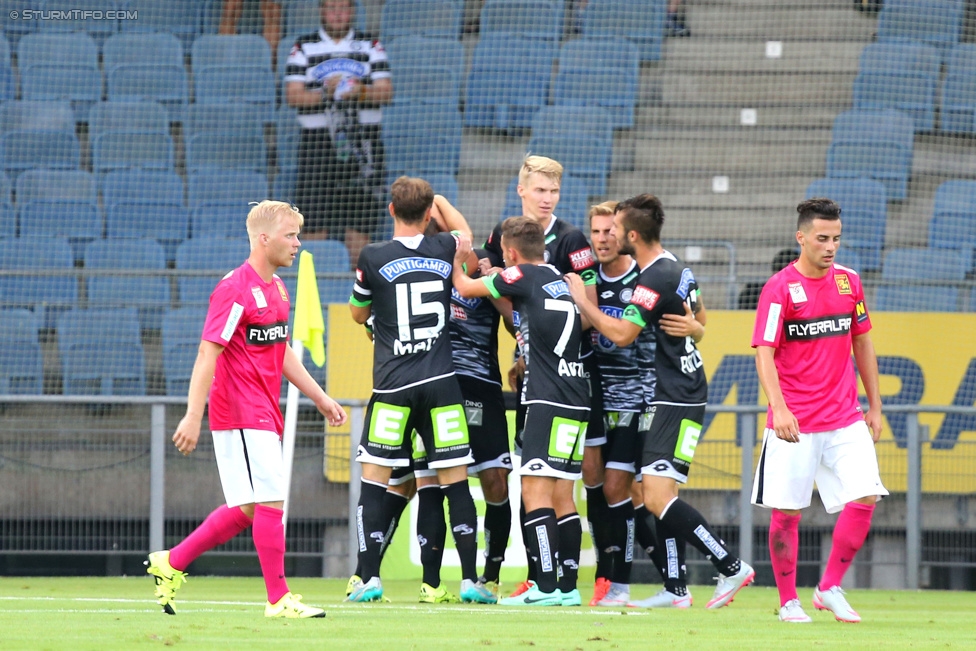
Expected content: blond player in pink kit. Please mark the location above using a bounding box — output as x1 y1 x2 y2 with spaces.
146 201 347 618
751 198 888 624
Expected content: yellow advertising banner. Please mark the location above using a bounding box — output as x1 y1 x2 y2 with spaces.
327 308 976 494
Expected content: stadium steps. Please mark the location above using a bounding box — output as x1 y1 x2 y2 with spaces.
687 4 878 41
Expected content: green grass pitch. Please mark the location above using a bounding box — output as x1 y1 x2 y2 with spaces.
1 577 975 650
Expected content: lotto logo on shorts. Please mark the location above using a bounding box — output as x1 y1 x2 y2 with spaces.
548 417 586 461
432 404 469 448
368 403 410 446
630 286 660 311
569 247 595 271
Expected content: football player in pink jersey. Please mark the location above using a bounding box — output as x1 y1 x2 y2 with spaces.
147 201 347 619
751 198 888 624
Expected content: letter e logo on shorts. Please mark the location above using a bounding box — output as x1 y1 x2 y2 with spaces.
432 404 469 448
549 417 583 460
674 418 702 463
368 403 410 446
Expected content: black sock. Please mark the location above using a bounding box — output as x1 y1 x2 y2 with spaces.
523 508 558 593
655 516 687 596
520 499 537 583
606 498 635 585
659 498 740 577
482 499 511 582
556 513 582 593
378 491 411 562
417 485 446 587
634 503 657 558
356 480 389 581
443 480 479 581
585 484 611 581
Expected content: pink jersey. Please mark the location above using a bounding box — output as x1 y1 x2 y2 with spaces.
202 261 291 436
751 263 872 433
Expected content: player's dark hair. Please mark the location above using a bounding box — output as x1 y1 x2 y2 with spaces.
616 194 665 244
796 198 841 231
501 216 545 261
391 176 434 224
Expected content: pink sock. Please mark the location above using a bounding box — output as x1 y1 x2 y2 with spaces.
253 504 289 604
169 505 253 571
769 510 801 606
820 502 875 590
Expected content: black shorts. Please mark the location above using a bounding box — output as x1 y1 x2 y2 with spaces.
295 126 384 237
458 374 512 474
603 410 642 474
584 354 607 446
520 402 590 479
357 376 474 470
640 403 706 484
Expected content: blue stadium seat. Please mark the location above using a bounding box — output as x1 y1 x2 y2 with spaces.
928 180 976 271
382 103 461 178
188 169 269 238
18 33 102 121
464 35 556 130
805 177 888 271
104 33 188 122
853 43 940 131
386 36 463 105
175 237 250 306
274 106 301 202
279 239 354 304
941 44 976 134
876 247 967 312
0 170 8 202
184 103 268 174
422 172 459 205
35 0 119 46
825 109 914 201
102 169 187 259
84 238 170 329
89 100 170 137
833 247 863 274
528 106 613 197
16 169 100 261
480 0 562 40
0 99 75 132
161 306 206 396
0 130 81 178
91 131 174 178
501 173 589 230
0 308 43 394
0 201 13 237
191 35 275 119
118 0 205 48
57 308 146 396
380 0 462 41
581 0 667 62
878 0 964 52
284 0 367 36
0 236 78 328
0 37 15 99
553 38 639 129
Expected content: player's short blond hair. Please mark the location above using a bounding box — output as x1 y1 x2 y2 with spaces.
518 155 563 187
588 200 618 222
245 200 304 248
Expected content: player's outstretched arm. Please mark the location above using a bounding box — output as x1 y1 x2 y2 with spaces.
755 345 801 443
565 273 640 347
453 238 492 298
432 194 473 243
852 332 883 442
659 302 705 343
173 340 224 456
282 346 348 427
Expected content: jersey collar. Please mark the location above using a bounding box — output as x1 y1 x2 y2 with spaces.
393 234 425 250
640 249 677 272
319 27 355 44
599 259 638 282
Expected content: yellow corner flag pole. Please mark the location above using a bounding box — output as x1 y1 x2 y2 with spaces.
283 250 326 527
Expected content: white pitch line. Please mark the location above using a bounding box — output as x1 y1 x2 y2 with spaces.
0 596 650 616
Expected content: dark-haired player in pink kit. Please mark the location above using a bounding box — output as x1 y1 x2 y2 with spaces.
751 198 888 624
146 200 348 619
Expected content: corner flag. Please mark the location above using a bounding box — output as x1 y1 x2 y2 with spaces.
293 250 325 367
